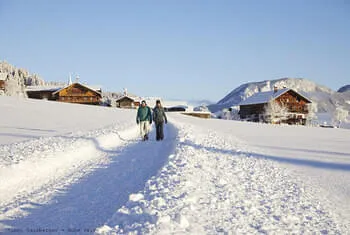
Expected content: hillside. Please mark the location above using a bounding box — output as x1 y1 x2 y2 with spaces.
208 78 350 124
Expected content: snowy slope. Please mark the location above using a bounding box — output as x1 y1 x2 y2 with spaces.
0 96 136 145
0 97 350 234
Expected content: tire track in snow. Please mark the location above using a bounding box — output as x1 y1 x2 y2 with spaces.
0 123 178 234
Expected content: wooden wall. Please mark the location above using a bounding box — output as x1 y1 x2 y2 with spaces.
275 90 309 114
116 97 138 109
56 84 101 105
182 112 211 119
0 80 5 90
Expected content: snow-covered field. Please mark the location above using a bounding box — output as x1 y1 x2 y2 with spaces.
0 96 349 234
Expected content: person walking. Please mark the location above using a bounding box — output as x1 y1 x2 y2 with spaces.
136 100 152 141
153 99 168 141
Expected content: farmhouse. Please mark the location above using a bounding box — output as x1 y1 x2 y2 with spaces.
238 87 312 125
0 73 7 91
0 79 5 91
116 95 140 109
182 111 211 119
52 83 102 105
26 87 60 100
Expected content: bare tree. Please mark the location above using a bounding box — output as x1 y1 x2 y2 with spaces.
5 80 22 96
333 107 349 128
306 103 318 126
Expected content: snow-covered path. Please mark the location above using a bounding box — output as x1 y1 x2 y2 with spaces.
0 123 177 234
97 114 348 234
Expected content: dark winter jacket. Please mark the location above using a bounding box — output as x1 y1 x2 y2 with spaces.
153 106 167 124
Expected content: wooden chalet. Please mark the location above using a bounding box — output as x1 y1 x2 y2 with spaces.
164 105 188 112
0 79 5 91
52 83 102 105
26 87 60 100
116 95 140 109
239 87 312 125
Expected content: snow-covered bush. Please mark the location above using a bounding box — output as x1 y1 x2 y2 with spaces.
306 103 318 126
333 107 349 128
264 100 288 124
5 79 27 97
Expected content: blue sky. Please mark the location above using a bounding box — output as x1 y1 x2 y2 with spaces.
0 0 349 101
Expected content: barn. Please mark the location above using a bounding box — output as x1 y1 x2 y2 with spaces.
239 87 312 125
0 79 5 91
115 95 140 109
52 83 102 105
26 87 60 100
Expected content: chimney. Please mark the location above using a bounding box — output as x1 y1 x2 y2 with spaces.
273 86 278 93
68 73 73 85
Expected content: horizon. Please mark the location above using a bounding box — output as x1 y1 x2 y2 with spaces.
0 0 349 101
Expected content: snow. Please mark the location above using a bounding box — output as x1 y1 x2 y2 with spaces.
0 96 350 234
238 88 312 106
239 88 290 105
25 86 61 92
0 96 133 145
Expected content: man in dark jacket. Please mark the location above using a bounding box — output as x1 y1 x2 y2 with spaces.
136 100 152 141
153 100 167 141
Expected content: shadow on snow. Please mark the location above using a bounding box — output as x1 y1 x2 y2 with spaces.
181 140 350 172
1 124 178 233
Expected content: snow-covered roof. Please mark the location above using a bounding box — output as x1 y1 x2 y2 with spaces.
52 83 102 95
25 86 62 92
238 88 312 106
86 85 102 91
115 95 137 102
166 105 189 109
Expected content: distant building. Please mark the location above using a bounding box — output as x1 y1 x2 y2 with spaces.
238 87 312 125
52 83 102 105
0 79 5 91
182 111 211 119
26 86 60 100
165 105 188 112
115 95 140 109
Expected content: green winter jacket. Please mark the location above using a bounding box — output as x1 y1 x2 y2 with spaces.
136 106 152 123
153 107 167 124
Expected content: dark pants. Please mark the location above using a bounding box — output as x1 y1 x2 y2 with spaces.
155 122 164 141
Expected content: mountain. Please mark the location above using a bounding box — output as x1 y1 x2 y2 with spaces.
186 99 214 108
338 85 350 93
0 61 68 96
208 78 350 118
